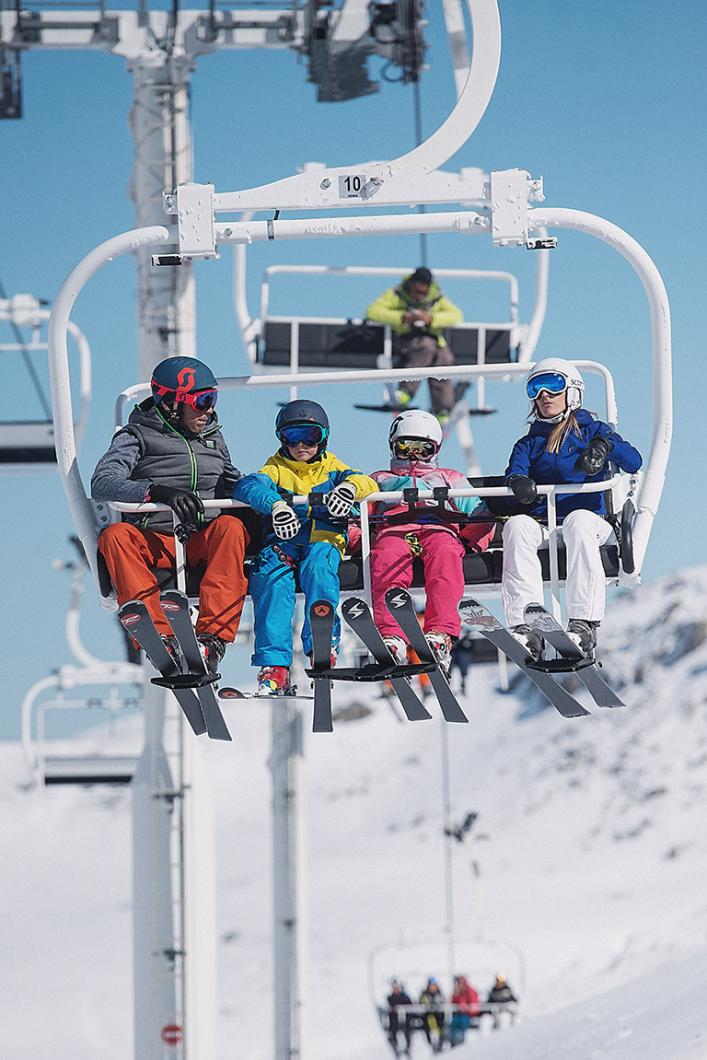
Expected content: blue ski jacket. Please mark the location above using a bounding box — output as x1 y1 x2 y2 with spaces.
505 409 642 521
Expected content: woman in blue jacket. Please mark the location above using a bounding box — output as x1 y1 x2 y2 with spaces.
502 358 642 659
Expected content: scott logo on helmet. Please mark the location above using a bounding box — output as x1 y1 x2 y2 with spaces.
177 367 196 392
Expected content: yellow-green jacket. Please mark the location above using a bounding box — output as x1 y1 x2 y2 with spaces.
234 449 377 555
366 276 463 346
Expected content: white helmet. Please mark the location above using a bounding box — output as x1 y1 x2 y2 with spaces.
389 409 443 456
527 357 584 422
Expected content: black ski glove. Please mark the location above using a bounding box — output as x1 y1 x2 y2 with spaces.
150 483 204 526
577 437 612 476
507 474 538 505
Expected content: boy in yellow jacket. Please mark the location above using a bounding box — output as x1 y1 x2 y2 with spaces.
234 400 377 695
366 266 462 423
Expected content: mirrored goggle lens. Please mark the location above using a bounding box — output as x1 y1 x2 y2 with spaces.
394 438 437 459
279 424 325 446
526 372 567 400
182 389 218 411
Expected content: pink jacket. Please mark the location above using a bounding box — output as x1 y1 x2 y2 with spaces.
369 458 495 551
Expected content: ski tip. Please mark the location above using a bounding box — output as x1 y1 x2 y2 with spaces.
385 587 412 608
310 599 334 620
218 687 244 700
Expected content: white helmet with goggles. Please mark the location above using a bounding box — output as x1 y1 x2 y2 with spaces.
527 358 584 422
389 409 443 460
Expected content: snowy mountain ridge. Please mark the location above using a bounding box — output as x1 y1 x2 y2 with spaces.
4 565 707 1059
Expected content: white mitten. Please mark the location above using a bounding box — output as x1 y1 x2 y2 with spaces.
271 501 301 540
324 482 357 518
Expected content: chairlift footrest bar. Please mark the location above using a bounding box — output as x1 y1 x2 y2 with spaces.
151 671 220 689
525 657 594 674
304 661 436 683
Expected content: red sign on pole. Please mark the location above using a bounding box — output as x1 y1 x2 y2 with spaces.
161 1024 183 1046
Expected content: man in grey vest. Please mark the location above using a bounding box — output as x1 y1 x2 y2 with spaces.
91 356 249 672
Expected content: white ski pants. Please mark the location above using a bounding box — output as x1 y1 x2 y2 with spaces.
501 510 615 627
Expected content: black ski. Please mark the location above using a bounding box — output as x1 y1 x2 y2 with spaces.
384 588 468 724
118 600 207 736
341 597 432 722
458 598 589 719
159 590 232 741
353 402 419 413
523 603 625 708
309 599 336 733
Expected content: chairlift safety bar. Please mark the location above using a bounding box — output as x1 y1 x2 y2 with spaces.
108 476 621 621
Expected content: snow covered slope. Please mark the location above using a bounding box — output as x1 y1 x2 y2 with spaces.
4 566 707 1058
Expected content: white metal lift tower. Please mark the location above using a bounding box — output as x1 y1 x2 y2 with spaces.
1 3 432 1057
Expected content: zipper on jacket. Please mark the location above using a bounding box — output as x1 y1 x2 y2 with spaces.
155 408 203 527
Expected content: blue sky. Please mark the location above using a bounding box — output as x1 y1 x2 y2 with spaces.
1 1 705 739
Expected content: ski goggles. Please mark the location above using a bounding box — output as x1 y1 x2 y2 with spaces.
278 423 328 447
526 372 568 400
153 383 219 411
394 438 438 460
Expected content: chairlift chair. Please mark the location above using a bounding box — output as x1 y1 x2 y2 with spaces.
46 0 671 635
0 293 91 472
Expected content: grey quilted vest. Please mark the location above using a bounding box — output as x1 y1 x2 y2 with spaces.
122 402 236 533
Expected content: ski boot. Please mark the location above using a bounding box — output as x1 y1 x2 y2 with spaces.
425 630 453 675
567 619 599 658
382 635 408 666
197 633 226 675
308 647 338 672
511 623 543 663
256 666 291 696
393 389 413 409
159 635 181 669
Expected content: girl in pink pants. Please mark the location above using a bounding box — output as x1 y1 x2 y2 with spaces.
369 411 494 673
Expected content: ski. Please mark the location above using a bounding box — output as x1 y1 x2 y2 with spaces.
219 687 313 702
523 603 625 709
309 599 336 733
118 600 207 736
458 598 590 719
341 597 432 722
384 588 468 724
159 590 232 741
353 402 419 413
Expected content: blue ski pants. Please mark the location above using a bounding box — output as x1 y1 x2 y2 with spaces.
248 539 341 665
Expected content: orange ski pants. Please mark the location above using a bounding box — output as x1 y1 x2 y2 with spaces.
98 515 249 640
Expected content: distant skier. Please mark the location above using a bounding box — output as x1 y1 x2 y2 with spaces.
485 972 518 1028
233 400 376 695
386 979 413 1057
419 976 447 1052
449 974 480 1046
500 358 642 660
368 410 494 674
366 267 463 425
91 356 249 672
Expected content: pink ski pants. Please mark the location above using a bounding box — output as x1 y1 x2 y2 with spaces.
370 526 465 639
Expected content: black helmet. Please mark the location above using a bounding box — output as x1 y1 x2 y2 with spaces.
276 400 330 455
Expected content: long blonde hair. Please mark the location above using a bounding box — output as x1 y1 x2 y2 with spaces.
545 412 582 454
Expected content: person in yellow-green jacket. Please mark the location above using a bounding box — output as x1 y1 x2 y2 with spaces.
366 266 463 424
233 400 377 695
